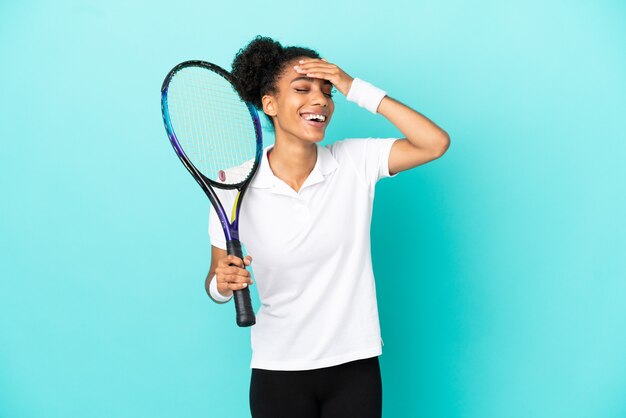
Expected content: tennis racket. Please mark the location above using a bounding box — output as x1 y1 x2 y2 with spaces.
161 60 262 327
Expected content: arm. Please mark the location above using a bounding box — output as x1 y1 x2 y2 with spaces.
205 245 230 302
294 59 450 175
376 97 450 175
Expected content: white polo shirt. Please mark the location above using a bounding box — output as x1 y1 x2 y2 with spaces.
209 137 399 371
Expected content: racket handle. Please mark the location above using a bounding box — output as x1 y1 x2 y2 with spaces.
227 240 256 327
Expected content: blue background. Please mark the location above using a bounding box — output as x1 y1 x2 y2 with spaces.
1 0 625 417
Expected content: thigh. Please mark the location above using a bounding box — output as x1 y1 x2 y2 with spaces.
249 368 320 418
319 357 382 418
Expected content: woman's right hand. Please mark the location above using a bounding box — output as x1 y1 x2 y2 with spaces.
214 254 253 298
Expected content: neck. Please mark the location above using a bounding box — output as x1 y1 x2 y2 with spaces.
268 138 318 192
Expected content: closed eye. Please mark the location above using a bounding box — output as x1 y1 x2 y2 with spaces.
294 87 334 98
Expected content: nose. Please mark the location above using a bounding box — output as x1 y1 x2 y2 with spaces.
310 86 329 107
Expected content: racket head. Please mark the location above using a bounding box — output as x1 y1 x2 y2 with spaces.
161 60 263 191
161 60 263 241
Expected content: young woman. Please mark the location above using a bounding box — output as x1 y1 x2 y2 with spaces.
205 36 450 418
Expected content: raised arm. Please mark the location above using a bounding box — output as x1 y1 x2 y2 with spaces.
294 58 450 175
377 97 450 175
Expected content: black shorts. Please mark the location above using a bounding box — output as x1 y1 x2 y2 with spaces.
249 356 382 418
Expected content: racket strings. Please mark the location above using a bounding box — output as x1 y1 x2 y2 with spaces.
167 66 257 185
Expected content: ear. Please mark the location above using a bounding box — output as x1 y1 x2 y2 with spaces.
262 95 277 117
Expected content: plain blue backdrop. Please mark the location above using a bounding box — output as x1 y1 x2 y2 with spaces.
1 0 625 417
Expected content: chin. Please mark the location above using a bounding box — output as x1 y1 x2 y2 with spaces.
306 132 326 143
305 126 330 142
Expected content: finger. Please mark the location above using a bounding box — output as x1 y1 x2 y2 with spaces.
294 64 334 75
295 65 338 77
232 282 249 290
300 71 335 81
229 255 244 267
222 266 250 277
295 62 334 72
298 58 331 65
295 60 334 69
296 68 336 77
244 255 253 265
217 255 235 267
218 266 253 282
298 58 326 64
220 281 249 291
217 273 252 289
224 272 253 286
215 269 246 282
220 255 244 267
225 273 251 284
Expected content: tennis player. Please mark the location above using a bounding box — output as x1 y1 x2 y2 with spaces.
206 36 449 418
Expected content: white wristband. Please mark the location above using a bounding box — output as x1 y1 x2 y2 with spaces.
209 274 233 303
346 78 387 114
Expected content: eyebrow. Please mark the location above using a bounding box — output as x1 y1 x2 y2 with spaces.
290 76 332 86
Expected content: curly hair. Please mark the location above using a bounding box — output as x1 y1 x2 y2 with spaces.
231 36 321 112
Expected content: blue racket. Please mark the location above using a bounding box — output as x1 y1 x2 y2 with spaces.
161 60 262 327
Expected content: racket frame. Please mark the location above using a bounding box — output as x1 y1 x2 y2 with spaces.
161 60 262 326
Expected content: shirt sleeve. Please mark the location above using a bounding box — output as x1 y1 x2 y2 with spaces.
208 189 237 250
332 138 400 192
208 205 227 250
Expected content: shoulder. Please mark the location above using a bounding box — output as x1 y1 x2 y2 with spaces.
327 138 369 153
326 138 366 161
327 138 399 161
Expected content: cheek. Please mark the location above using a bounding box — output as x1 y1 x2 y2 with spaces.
286 97 306 114
275 96 297 114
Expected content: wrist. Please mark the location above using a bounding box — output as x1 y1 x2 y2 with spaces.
346 78 387 114
209 274 233 303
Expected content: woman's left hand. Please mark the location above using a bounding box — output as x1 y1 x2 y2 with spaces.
293 58 354 96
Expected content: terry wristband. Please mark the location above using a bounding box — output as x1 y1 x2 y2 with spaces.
346 78 387 114
209 274 233 303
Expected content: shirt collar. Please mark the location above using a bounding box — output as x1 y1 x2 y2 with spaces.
250 143 338 192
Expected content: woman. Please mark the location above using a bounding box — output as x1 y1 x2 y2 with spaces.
205 36 449 418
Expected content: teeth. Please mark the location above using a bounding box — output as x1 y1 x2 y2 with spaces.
303 114 326 122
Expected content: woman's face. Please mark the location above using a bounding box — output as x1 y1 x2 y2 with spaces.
262 58 335 144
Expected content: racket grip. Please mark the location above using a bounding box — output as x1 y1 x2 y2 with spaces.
227 240 256 327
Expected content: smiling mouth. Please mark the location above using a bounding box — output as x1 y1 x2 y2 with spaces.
300 112 327 127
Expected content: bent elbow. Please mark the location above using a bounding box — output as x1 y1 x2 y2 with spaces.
434 133 451 158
